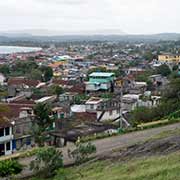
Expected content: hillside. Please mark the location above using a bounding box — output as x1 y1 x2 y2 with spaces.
55 151 180 180
30 128 180 180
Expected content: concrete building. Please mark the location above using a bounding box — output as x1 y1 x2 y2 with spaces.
85 72 115 92
96 98 120 122
158 54 180 64
0 121 13 156
85 97 103 112
85 97 120 122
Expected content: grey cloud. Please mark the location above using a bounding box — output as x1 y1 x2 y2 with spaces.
0 0 180 34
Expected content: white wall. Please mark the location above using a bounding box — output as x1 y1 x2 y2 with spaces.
0 127 13 156
5 141 13 155
86 104 99 112
0 127 13 142
86 84 100 91
97 109 120 122
86 83 111 91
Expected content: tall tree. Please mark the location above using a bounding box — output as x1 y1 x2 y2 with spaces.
156 64 171 77
32 103 53 147
40 66 53 82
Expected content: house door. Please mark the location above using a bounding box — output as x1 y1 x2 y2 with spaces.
0 143 5 156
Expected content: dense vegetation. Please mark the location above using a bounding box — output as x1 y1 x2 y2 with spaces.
131 73 180 125
0 60 53 82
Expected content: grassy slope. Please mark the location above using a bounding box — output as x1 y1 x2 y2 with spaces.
53 151 180 180
30 129 180 180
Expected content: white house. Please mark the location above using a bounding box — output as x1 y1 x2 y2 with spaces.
96 108 120 122
85 97 121 122
122 94 140 112
85 97 103 112
0 123 14 156
122 94 161 112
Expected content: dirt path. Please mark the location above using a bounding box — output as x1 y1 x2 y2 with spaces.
93 123 180 156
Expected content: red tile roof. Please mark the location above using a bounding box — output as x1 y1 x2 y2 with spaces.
67 84 85 94
52 79 71 86
8 77 40 87
0 103 34 120
75 112 97 122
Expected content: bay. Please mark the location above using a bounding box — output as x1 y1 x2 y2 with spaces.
0 46 42 54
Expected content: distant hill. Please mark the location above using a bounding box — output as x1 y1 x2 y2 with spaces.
0 32 180 43
0 29 126 37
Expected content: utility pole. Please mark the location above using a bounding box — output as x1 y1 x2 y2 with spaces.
118 82 130 132
119 85 123 129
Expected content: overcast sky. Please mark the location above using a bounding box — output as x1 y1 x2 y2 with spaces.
0 0 180 35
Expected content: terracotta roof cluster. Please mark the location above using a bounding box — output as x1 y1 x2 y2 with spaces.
8 77 40 87
52 79 72 86
0 103 34 120
67 83 85 94
75 112 97 122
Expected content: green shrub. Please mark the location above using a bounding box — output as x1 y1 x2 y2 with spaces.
0 159 23 177
30 147 63 178
68 142 96 165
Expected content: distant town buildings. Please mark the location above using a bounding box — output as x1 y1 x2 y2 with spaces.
158 53 180 64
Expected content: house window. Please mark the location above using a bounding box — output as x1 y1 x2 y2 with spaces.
60 113 65 119
26 137 31 146
90 104 94 110
0 129 4 137
109 110 113 116
5 127 10 136
6 142 11 151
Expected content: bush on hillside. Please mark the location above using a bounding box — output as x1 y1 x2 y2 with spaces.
0 159 23 177
30 147 63 178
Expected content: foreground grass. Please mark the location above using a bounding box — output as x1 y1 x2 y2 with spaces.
32 151 179 180
30 151 180 180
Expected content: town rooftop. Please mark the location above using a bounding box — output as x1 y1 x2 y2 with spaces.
89 72 115 77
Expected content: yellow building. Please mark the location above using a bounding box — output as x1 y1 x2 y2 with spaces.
158 54 180 63
48 61 67 69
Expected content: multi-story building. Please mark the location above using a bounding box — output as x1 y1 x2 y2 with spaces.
85 97 121 122
158 54 180 64
85 72 115 92
0 103 35 154
0 121 14 156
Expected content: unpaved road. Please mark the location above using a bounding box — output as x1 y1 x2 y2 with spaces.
61 122 180 164
93 123 180 156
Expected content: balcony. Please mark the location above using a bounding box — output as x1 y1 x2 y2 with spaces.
0 134 14 143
